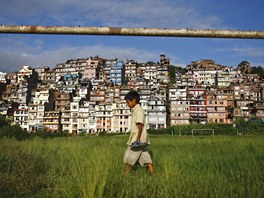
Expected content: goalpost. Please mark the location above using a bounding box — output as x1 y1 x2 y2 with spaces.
191 129 215 137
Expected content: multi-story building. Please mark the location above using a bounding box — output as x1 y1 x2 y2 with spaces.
27 90 55 131
95 103 113 133
120 87 131 101
217 87 235 122
6 72 17 85
105 87 115 103
14 66 38 105
187 59 224 87
42 111 61 132
170 99 190 125
78 79 92 99
160 54 170 67
35 66 50 81
17 66 37 84
110 60 124 85
45 69 56 90
55 60 80 81
16 81 29 105
216 70 231 87
112 101 131 133
103 59 117 83
61 105 71 133
13 104 28 131
189 87 207 123
229 68 243 84
234 100 255 119
169 85 187 100
255 102 264 118
69 96 80 134
54 91 71 112
157 66 169 84
234 83 261 101
206 91 228 124
90 88 105 103
88 101 96 133
55 56 104 81
148 98 167 129
0 71 7 83
2 84 18 102
83 57 103 80
144 62 157 82
78 100 90 134
124 60 137 85
56 73 79 93
28 102 38 132
139 86 152 100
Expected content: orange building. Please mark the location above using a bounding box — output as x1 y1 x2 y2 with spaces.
206 91 228 124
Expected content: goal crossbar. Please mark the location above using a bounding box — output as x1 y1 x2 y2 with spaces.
1 25 264 39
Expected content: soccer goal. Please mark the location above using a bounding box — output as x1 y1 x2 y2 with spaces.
191 129 215 137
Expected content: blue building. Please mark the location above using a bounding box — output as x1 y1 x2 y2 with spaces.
110 60 124 85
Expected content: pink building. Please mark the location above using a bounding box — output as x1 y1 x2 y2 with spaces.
206 91 228 124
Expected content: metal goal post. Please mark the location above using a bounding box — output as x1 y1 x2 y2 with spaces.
191 129 214 137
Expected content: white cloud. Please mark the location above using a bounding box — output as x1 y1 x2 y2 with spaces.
0 42 180 72
1 0 222 29
217 47 264 57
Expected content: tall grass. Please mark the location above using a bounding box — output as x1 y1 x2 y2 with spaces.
0 135 264 197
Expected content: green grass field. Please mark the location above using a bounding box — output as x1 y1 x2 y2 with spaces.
1 135 264 197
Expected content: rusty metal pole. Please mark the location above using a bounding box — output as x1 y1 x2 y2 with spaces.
0 25 264 39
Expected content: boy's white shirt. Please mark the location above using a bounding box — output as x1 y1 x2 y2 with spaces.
127 104 150 145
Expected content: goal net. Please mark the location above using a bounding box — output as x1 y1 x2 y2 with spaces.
191 129 215 137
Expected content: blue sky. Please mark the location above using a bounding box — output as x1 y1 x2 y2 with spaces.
0 0 264 72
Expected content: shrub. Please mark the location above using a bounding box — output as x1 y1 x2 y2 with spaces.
148 122 263 136
0 125 29 140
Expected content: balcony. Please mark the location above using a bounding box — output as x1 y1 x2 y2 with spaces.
190 113 207 118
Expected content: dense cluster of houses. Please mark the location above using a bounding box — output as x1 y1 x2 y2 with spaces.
0 55 263 134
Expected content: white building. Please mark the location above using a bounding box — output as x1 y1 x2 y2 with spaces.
13 104 29 131
144 63 157 82
78 100 90 134
148 98 167 129
169 86 187 100
69 96 80 134
28 90 53 131
112 101 131 133
0 71 7 83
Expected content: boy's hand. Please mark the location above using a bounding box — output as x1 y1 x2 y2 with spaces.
136 123 143 141
130 141 147 150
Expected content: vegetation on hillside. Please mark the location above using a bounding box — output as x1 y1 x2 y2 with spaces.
251 66 264 78
168 65 187 84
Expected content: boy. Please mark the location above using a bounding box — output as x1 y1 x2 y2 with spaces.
124 90 154 174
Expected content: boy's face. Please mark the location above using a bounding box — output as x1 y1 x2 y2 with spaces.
126 99 137 109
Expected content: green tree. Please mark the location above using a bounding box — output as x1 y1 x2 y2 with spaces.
0 115 9 127
0 124 29 140
237 61 251 74
168 65 176 84
251 66 264 78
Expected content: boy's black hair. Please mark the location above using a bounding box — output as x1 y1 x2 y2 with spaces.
124 90 140 103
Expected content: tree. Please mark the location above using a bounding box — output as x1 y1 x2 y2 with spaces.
237 61 251 74
0 115 8 127
251 66 264 78
168 65 176 84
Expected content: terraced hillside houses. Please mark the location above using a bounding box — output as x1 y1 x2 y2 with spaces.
0 56 264 134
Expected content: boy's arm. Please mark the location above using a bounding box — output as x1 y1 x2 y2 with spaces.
136 123 143 141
